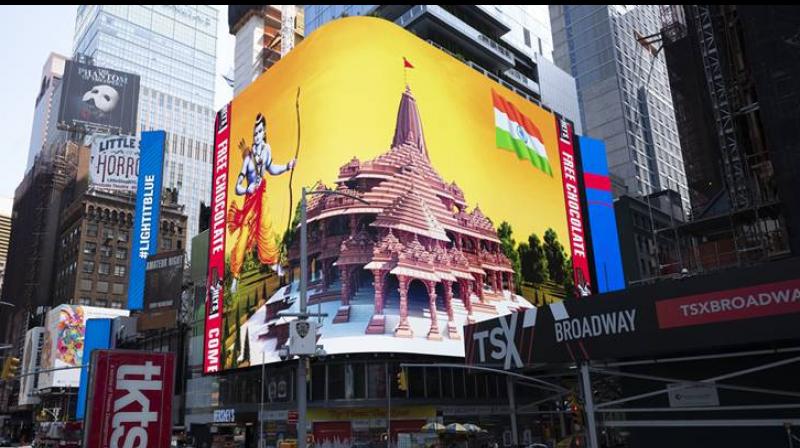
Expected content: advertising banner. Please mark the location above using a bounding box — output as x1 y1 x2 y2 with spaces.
465 259 800 368
83 350 175 448
18 327 45 406
204 17 594 372
145 251 185 310
578 136 625 293
128 131 166 310
57 60 140 134
76 319 113 420
38 305 129 390
89 134 139 191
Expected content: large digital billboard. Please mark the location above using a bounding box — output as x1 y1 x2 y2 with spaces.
18 327 45 406
38 305 129 390
204 17 589 372
144 251 185 310
57 60 140 135
128 131 167 310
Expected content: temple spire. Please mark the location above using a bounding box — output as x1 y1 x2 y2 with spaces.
391 85 428 157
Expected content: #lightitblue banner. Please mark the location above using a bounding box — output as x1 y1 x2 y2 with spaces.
578 136 625 293
128 130 166 310
75 318 112 420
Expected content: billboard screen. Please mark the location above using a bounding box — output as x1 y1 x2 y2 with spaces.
578 136 625 293
38 305 129 390
83 350 175 448
89 134 139 191
18 327 45 406
57 60 140 134
145 251 185 310
128 131 167 310
76 319 113 420
204 17 589 372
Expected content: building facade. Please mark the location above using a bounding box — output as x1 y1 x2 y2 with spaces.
72 5 218 251
660 5 795 272
52 189 187 309
303 5 582 132
550 5 689 211
228 5 305 96
25 53 69 172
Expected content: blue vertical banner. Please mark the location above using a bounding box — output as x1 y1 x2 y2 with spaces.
128 130 166 310
75 318 113 420
578 136 625 293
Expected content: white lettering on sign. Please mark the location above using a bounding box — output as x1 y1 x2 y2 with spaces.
213 409 236 423
109 361 162 448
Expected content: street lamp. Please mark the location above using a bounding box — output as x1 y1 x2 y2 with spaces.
293 186 370 448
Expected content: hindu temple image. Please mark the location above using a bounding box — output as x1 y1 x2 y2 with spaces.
248 85 530 359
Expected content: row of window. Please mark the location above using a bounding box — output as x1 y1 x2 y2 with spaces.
77 297 124 308
84 242 128 260
86 223 129 242
79 279 126 295
82 261 127 277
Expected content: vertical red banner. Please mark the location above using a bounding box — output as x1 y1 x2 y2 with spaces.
84 350 175 448
556 116 592 296
204 103 231 374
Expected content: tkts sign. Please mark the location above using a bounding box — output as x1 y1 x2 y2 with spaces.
465 274 800 368
84 350 175 448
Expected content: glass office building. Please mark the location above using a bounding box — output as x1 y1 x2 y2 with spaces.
550 5 689 212
73 5 218 253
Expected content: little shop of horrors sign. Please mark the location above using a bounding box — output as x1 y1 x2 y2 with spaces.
465 272 800 368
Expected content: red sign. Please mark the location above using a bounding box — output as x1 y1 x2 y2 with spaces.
657 278 800 329
287 410 298 425
556 116 592 296
204 104 232 374
84 350 175 448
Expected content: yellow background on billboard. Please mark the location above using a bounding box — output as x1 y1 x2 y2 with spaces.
226 17 570 256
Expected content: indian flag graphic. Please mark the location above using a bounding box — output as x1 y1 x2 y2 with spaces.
492 89 553 176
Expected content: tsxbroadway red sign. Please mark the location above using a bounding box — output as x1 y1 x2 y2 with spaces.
84 350 175 448
657 278 800 329
204 103 231 374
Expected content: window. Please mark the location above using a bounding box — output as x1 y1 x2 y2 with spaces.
82 261 95 273
523 28 531 47
113 283 124 295
100 245 112 258
95 298 108 307
311 365 326 401
114 265 126 277
111 301 123 309
97 281 109 293
103 228 114 240
99 263 110 275
116 248 127 260
118 231 129 243
367 363 386 399
162 238 172 250
87 223 98 237
84 242 97 255
80 279 93 291
328 364 345 400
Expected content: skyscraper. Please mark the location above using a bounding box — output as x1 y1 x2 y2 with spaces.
25 53 68 171
228 5 305 96
72 6 218 251
550 5 689 212
302 5 582 132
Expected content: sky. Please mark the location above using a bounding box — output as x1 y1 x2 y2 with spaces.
0 5 235 202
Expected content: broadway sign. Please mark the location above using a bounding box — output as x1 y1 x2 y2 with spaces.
84 350 175 448
465 259 800 368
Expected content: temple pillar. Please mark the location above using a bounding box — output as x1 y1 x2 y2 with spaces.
373 269 386 314
395 275 413 337
425 280 442 340
443 280 459 339
349 214 357 237
474 274 486 303
340 266 351 306
321 260 330 292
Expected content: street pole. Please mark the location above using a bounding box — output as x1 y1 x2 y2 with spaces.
507 376 519 447
579 363 599 448
386 365 391 448
297 187 308 448
260 352 265 448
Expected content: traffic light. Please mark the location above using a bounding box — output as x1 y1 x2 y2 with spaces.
396 369 408 391
568 393 584 428
1 357 21 381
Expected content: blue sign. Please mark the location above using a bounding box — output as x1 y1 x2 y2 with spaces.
578 136 625 293
75 318 112 420
128 130 166 310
